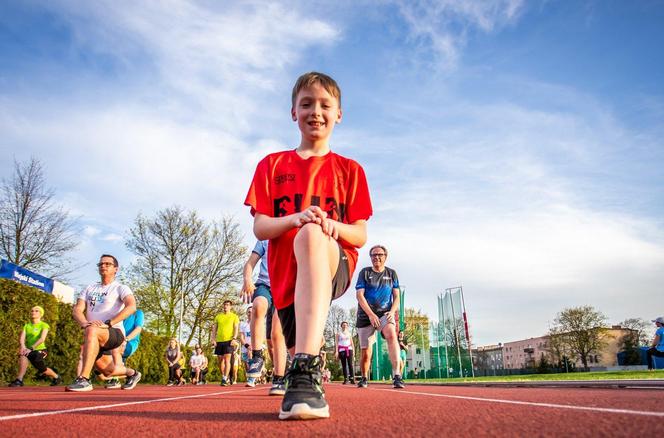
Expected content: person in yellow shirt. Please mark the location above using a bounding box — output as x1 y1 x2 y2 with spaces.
9 306 61 387
210 300 239 386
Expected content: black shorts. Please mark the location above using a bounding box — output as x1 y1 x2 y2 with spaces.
95 327 125 360
27 350 48 374
278 243 350 349
214 341 234 356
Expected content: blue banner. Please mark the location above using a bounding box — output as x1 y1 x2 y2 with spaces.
0 259 54 293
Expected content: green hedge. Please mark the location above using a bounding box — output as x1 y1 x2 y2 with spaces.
0 279 181 385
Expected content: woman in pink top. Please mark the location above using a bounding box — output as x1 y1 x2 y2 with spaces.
335 321 355 384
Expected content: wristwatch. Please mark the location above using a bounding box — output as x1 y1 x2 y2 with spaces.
104 319 112 327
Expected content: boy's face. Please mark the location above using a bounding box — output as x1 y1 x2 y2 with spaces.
291 82 342 143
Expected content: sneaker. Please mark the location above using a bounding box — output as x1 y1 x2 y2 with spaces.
269 376 286 396
221 377 230 386
166 380 174 387
279 354 328 420
50 376 62 386
349 377 356 384
66 376 93 392
393 374 405 389
122 371 141 390
245 377 256 387
8 379 24 387
357 377 368 388
342 378 348 385
246 356 264 378
105 378 121 389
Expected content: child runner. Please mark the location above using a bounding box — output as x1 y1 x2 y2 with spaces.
241 239 288 395
245 71 372 420
8 306 62 387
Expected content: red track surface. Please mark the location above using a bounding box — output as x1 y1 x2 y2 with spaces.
1 382 663 437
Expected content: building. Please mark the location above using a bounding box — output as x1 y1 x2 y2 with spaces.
478 326 636 372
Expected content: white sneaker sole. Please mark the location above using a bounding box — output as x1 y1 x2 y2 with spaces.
65 385 93 392
279 403 329 420
269 388 286 396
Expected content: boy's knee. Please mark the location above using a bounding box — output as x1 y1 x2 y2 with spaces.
294 223 325 248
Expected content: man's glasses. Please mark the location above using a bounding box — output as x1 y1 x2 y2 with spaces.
97 262 116 267
370 253 386 258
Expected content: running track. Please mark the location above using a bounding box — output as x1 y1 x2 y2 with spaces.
1 382 663 437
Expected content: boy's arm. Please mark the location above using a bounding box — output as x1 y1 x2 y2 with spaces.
241 253 261 303
356 289 380 329
254 210 367 248
652 333 661 348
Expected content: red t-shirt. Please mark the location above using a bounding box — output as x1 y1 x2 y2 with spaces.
245 149 372 309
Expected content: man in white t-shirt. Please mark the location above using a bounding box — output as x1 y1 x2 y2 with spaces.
66 254 142 392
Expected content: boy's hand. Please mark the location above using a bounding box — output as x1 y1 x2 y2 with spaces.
241 278 255 304
292 206 327 228
320 218 339 240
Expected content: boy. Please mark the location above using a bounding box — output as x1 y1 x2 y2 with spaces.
245 71 372 420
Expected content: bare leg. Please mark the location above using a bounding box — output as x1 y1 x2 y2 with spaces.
271 309 287 376
80 326 110 378
16 355 29 380
360 348 372 378
293 223 339 355
382 324 401 376
251 296 269 351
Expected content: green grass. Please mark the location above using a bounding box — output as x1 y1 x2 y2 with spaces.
401 370 664 384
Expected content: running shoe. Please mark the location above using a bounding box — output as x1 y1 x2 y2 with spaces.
342 378 348 385
66 376 93 392
357 377 368 388
8 379 24 387
246 355 264 378
105 378 121 389
349 377 356 384
269 376 286 396
245 377 256 387
122 371 142 390
393 374 405 389
166 380 174 386
279 354 328 420
50 375 62 386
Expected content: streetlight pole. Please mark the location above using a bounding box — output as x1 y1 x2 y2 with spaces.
178 268 191 346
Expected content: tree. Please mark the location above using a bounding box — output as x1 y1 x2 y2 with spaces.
402 308 430 350
619 318 649 346
549 305 609 371
0 158 79 278
126 206 246 346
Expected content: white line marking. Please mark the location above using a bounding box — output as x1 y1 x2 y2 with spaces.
377 389 664 417
0 387 261 422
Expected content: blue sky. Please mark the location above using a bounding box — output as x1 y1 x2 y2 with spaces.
2 0 663 346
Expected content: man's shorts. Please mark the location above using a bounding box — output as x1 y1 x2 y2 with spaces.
357 314 394 349
278 242 350 349
27 349 48 374
214 341 234 356
96 327 125 359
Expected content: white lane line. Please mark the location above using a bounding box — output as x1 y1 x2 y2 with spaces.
377 389 664 418
0 387 261 422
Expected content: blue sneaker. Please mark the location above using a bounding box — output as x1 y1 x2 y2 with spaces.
66 376 93 392
246 377 256 387
247 355 264 378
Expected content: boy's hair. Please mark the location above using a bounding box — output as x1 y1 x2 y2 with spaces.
223 300 233 306
291 71 341 108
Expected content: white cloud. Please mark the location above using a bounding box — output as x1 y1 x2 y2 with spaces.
101 233 123 242
391 0 526 69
